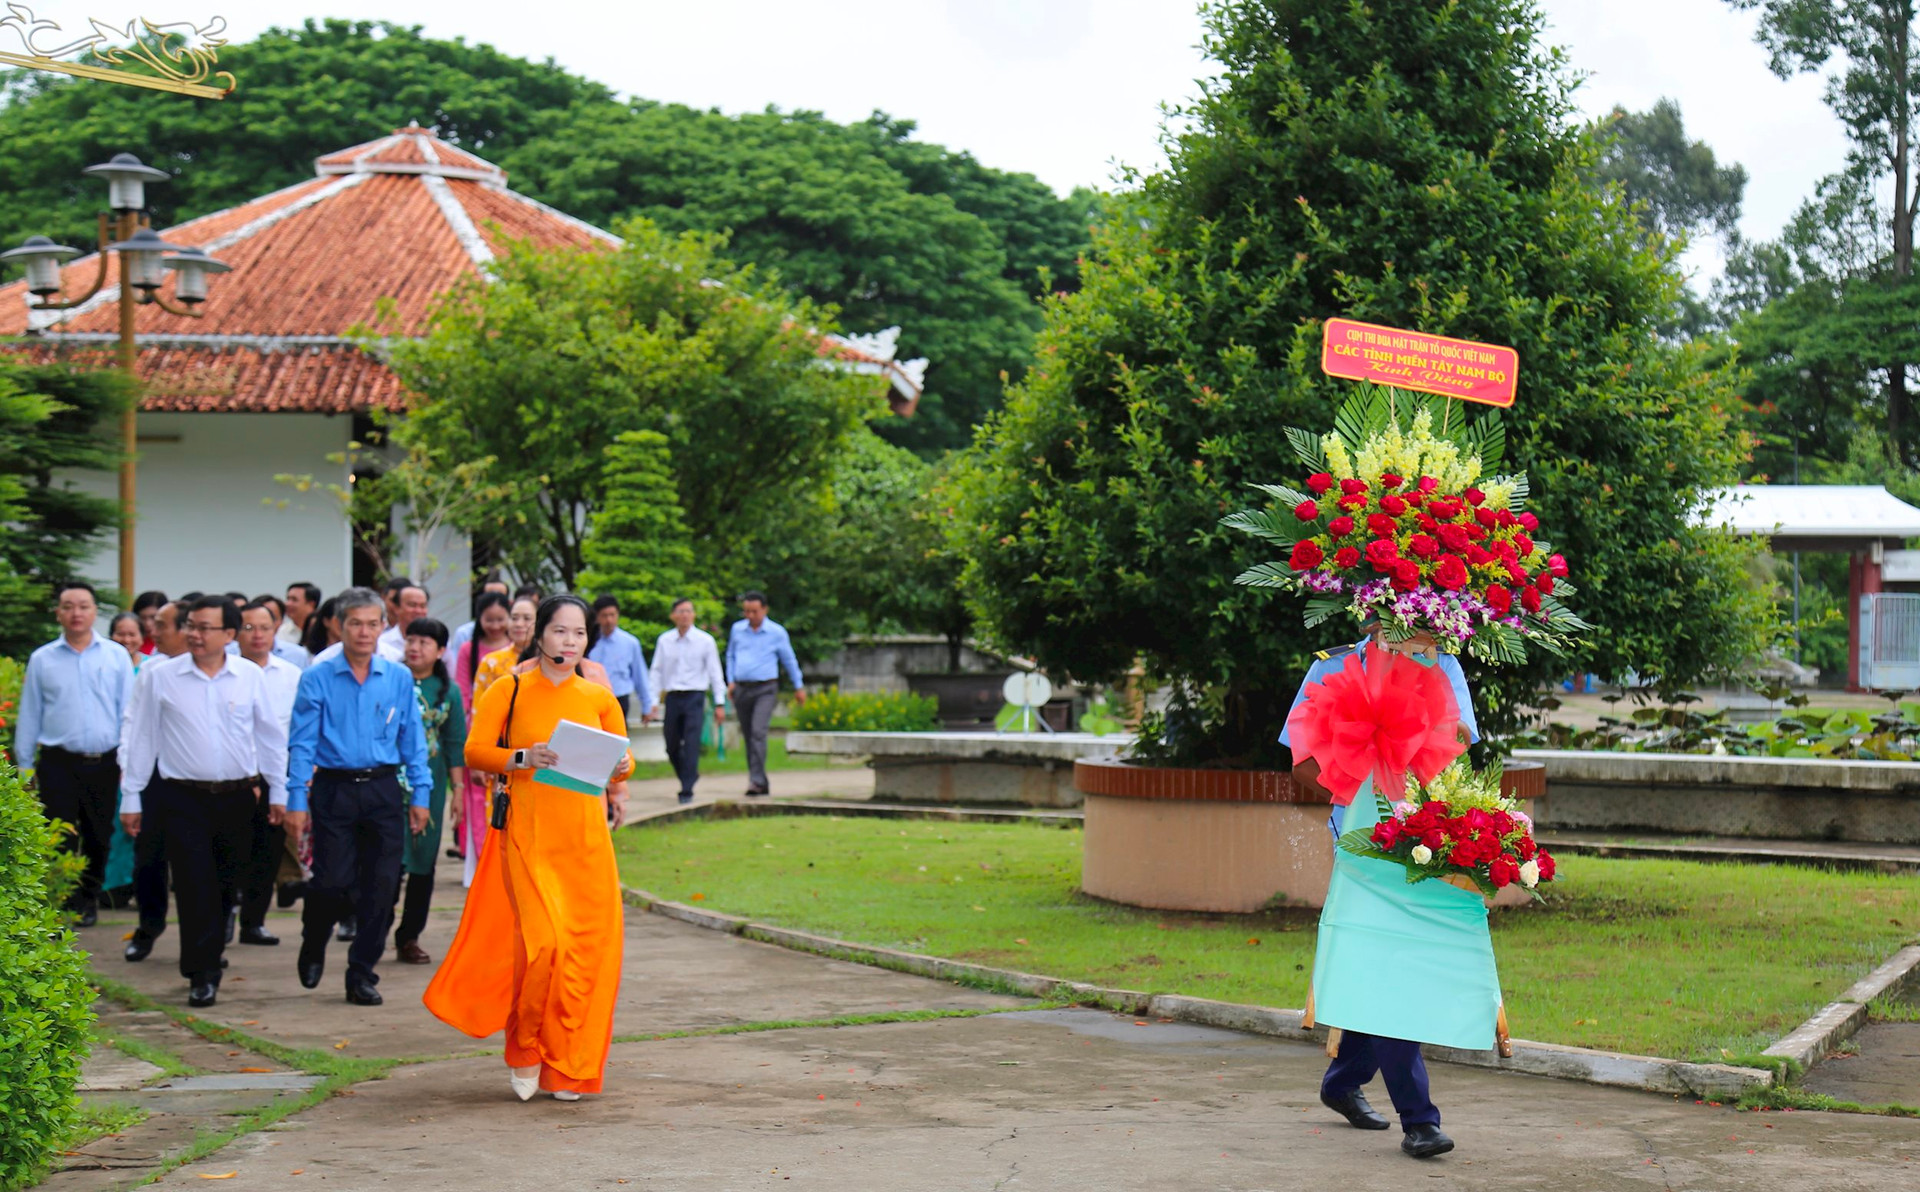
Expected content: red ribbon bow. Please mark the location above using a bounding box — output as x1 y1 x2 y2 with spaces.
1285 648 1465 805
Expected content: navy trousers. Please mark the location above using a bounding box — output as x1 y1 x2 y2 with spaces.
131 765 169 937
1322 1030 1440 1130
662 691 706 797
300 773 406 986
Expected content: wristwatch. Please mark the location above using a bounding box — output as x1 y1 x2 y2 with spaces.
511 748 527 769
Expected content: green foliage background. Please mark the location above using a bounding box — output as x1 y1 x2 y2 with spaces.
0 760 93 1191
0 362 133 658
951 0 1772 765
0 19 1090 455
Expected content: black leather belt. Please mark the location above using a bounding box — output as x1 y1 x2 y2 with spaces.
41 745 113 764
315 765 398 784
174 775 262 796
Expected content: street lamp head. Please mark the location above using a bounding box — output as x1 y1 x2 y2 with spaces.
82 152 171 213
160 245 230 304
105 227 190 293
0 235 81 297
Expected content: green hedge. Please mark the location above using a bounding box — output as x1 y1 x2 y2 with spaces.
0 759 93 1191
790 687 940 733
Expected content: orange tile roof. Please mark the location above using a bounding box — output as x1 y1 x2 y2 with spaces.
0 126 927 416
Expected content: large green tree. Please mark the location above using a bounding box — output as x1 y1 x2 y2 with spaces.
378 220 883 608
1728 0 1920 463
0 20 609 254
951 0 1771 766
576 430 713 646
1594 98 1747 245
0 362 133 658
0 23 1091 452
503 104 1092 452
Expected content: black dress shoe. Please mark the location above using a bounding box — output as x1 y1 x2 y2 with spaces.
76 905 98 928
219 955 228 969
336 916 357 942
224 905 238 944
744 788 769 798
297 952 325 989
1401 1123 1455 1159
276 881 306 909
188 980 218 1008
239 925 280 946
1320 1087 1391 1130
124 931 156 962
677 793 693 805
345 980 383 1006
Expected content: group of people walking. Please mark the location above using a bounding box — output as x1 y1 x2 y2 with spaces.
15 574 806 1100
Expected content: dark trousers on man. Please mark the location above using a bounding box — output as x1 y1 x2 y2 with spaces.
1322 1030 1440 1130
662 691 707 798
130 767 169 939
732 679 778 793
300 769 406 988
34 746 120 911
237 792 285 932
146 777 256 983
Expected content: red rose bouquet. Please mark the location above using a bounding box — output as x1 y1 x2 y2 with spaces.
1338 761 1557 900
1225 388 1588 667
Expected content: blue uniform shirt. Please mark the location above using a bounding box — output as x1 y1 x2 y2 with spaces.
587 626 652 708
16 633 134 769
284 653 433 811
725 617 804 689
1280 637 1479 837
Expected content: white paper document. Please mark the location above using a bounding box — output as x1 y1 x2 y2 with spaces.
534 718 629 795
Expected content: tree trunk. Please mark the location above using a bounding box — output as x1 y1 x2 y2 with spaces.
1894 12 1913 464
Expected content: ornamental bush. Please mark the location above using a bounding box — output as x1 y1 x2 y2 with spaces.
790 687 941 733
0 759 93 1191
949 0 1771 767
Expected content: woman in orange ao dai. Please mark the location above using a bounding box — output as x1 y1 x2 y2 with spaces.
424 595 630 1101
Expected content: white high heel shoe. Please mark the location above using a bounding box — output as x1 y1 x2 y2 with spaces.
551 1090 581 1101
509 1066 540 1102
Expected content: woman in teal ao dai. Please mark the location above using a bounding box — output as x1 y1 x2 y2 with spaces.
1282 628 1495 1160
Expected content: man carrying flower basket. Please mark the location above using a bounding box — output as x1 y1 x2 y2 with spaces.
1227 387 1586 1161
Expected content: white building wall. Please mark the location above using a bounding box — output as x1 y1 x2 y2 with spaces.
65 412 353 605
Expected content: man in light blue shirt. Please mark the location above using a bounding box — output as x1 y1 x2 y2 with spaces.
281 587 431 1006
724 590 805 796
588 595 653 723
17 580 134 923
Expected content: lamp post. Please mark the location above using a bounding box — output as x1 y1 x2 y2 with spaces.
0 153 230 597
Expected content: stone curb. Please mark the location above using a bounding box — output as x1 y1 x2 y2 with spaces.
1764 944 1920 1072
624 797 1083 828
618 885 1774 1098
1538 835 1920 875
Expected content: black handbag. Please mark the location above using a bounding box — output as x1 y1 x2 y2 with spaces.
490 675 520 831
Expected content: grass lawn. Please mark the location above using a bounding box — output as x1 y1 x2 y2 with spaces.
614 815 1920 1063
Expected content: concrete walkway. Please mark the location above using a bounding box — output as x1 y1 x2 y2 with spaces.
59 864 1920 1190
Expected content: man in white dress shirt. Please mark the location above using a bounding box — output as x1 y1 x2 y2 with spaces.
231 598 304 947
649 598 727 805
119 596 289 1008
311 581 420 667
280 582 321 648
374 581 428 665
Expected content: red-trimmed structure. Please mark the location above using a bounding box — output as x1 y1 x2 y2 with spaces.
0 125 927 609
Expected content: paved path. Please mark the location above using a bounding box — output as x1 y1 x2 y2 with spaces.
57 857 1920 1190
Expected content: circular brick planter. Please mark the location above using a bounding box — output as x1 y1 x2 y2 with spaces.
1075 759 1543 913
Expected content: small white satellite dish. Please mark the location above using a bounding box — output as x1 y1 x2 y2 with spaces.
997 672 1055 733
1001 671 1054 708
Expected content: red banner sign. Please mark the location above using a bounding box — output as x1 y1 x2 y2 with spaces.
1320 318 1518 408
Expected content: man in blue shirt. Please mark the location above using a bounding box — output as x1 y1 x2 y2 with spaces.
587 595 652 724
1282 625 1477 1161
18 580 134 924
724 590 806 797
281 586 432 1006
